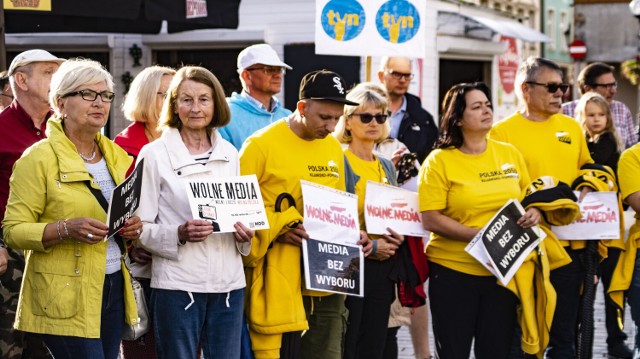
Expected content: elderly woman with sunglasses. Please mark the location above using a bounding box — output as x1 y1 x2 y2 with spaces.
333 82 404 359
2 58 143 359
419 82 541 359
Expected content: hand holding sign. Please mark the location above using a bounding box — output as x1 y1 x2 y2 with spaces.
233 222 255 243
276 222 309 247
178 219 214 244
118 215 143 241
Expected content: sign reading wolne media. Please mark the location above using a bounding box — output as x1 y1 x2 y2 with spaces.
364 181 426 237
551 191 620 240
184 175 269 233
466 199 545 285
300 180 364 297
106 159 144 239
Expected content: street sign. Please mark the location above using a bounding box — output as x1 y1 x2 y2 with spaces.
569 39 587 61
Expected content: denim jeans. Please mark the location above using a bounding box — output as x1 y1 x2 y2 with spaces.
42 271 125 359
152 288 244 359
627 251 640 349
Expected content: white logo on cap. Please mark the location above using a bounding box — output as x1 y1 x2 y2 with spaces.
333 77 345 94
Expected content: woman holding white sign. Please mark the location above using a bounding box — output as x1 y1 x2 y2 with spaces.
333 82 404 359
2 59 144 359
419 82 541 359
135 66 254 359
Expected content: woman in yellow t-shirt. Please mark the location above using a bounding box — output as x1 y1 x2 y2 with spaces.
418 82 541 359
334 83 404 359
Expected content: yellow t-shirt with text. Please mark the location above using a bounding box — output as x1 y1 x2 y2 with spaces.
490 112 593 248
418 139 531 276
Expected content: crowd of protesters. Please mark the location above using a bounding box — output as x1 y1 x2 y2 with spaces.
0 45 640 359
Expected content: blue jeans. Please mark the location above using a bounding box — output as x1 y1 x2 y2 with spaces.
627 251 640 349
152 288 244 359
42 271 124 359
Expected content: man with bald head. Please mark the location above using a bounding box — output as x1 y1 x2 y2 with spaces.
378 56 438 164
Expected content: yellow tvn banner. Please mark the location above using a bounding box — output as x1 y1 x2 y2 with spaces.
4 0 52 11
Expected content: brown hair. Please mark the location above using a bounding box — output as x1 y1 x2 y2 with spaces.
158 66 230 131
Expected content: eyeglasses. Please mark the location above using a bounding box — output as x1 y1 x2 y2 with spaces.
592 82 617 90
157 91 168 99
351 113 388 124
0 93 13 100
385 70 414 80
525 81 570 94
246 66 286 76
64 89 115 103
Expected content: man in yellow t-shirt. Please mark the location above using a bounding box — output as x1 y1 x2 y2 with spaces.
490 57 593 359
240 70 372 359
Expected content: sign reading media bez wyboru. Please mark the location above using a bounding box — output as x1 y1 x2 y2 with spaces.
106 159 144 239
481 200 541 281
302 238 363 297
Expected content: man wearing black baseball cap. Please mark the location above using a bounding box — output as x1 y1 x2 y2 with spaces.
240 70 371 359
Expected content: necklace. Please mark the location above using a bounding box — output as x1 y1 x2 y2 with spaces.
78 142 97 162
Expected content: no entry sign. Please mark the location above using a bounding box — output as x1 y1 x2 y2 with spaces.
569 39 587 61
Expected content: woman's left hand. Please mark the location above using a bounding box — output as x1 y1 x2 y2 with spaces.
357 231 374 257
119 216 143 241
233 222 254 243
517 208 542 228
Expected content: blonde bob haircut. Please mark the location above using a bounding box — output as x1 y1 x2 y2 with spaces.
49 58 114 117
574 92 622 151
159 66 230 131
334 82 390 144
122 65 176 123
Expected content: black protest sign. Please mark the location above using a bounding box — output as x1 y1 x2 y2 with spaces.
482 200 540 280
302 238 364 297
107 159 144 238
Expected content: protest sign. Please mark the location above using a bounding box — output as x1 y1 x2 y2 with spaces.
184 175 269 233
551 191 620 240
302 238 364 296
466 199 545 285
107 159 144 239
301 180 364 296
364 181 426 236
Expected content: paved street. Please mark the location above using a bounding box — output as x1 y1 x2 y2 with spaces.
397 286 636 358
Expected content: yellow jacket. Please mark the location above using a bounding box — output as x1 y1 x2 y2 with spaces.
507 176 580 358
2 117 138 338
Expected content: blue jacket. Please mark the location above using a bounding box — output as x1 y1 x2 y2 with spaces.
220 92 292 150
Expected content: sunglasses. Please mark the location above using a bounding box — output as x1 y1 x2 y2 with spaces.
246 66 286 76
592 82 617 90
352 113 388 124
525 81 569 94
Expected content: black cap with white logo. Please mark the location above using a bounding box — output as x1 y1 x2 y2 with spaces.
299 69 358 106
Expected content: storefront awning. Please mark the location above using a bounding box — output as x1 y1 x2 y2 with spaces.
439 11 552 43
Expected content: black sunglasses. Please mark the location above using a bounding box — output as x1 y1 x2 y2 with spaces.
352 113 388 124
525 81 569 94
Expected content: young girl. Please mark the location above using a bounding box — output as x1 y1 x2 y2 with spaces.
575 92 622 172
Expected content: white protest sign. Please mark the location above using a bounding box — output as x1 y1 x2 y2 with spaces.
551 191 620 240
300 180 360 245
466 199 545 285
300 180 364 296
364 181 425 236
315 0 426 58
184 175 269 233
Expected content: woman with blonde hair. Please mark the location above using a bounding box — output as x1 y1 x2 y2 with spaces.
3 58 143 359
334 82 405 359
136 66 254 358
115 65 175 359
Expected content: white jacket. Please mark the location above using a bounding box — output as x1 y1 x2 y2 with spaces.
136 127 249 293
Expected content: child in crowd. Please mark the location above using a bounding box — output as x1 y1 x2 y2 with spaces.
575 92 622 172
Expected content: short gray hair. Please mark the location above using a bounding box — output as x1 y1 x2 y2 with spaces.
50 58 114 117
514 57 563 101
